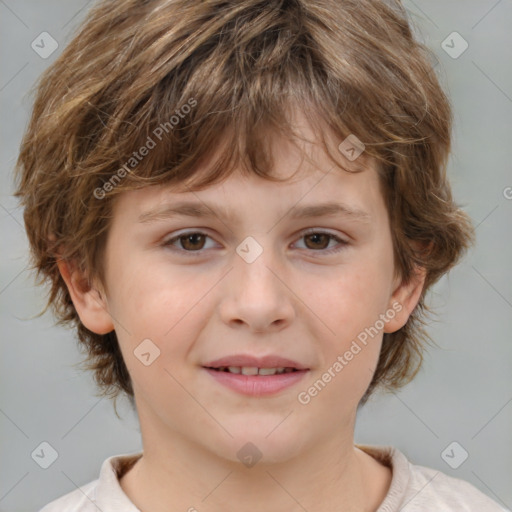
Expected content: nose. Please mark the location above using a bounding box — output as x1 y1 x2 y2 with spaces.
218 243 296 334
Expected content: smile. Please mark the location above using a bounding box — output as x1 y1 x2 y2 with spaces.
208 366 299 375
203 366 309 396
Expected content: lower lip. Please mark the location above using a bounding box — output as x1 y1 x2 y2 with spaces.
203 368 309 396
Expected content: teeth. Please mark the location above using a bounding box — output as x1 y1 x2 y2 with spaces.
214 366 296 375
241 367 259 376
259 367 285 375
258 367 279 376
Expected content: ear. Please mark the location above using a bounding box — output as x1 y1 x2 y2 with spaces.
56 258 115 335
384 265 426 334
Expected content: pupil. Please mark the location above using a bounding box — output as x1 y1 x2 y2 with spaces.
182 233 204 250
307 233 328 249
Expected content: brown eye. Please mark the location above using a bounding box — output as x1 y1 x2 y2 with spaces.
164 231 214 254
177 233 206 251
303 233 331 250
295 230 349 254
163 229 348 257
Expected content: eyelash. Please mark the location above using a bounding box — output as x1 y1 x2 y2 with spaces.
162 229 349 257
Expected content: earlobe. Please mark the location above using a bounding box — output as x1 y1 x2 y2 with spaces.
384 266 426 334
57 258 114 335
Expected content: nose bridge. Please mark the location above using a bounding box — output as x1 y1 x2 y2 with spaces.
219 234 295 331
234 234 283 297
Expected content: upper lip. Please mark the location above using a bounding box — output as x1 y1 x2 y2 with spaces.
203 354 309 370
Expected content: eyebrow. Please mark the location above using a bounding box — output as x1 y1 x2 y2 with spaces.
137 200 371 224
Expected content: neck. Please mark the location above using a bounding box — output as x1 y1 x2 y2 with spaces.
120 427 386 512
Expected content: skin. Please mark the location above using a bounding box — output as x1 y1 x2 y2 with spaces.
59 112 425 512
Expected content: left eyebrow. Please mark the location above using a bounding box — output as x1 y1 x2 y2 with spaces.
137 200 371 224
289 202 371 223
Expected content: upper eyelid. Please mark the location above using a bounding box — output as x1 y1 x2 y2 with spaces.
165 227 347 239
163 228 348 248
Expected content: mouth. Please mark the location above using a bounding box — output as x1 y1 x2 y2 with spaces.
204 366 302 376
202 356 310 396
203 354 309 372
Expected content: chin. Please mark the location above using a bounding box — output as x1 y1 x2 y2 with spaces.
209 421 307 467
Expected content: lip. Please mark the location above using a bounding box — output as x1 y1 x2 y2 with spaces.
203 354 309 370
203 367 309 397
202 354 310 397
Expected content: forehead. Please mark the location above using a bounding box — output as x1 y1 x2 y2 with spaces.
111 108 384 225
112 166 384 238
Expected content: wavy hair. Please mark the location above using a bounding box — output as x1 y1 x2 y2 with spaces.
15 0 474 405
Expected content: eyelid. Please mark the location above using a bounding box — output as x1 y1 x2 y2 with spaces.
162 229 219 253
300 227 348 242
162 228 350 256
294 228 349 255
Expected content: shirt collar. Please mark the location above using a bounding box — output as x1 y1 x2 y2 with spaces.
95 451 143 511
94 445 409 511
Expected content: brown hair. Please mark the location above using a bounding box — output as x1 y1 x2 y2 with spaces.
14 0 474 405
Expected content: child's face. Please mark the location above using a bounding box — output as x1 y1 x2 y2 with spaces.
69 116 422 463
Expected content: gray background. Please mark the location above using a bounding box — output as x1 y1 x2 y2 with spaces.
1 1 511 511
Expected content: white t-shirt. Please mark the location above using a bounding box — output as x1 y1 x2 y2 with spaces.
39 444 508 511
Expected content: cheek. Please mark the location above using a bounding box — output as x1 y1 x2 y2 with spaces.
106 251 191 329
105 253 212 368
106 260 198 396
299 265 391 411
300 244 394 405
316 253 394 339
